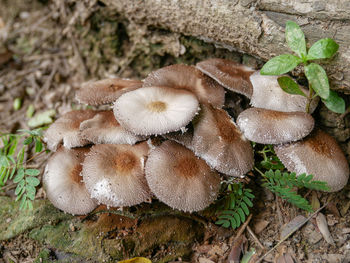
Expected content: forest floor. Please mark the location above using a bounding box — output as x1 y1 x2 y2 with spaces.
0 1 350 262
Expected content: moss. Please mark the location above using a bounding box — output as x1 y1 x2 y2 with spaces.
0 196 72 241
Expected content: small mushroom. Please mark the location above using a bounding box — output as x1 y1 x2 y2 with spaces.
43 147 97 215
237 108 315 144
80 110 144 145
75 78 142 106
250 71 319 113
192 104 254 177
196 58 256 98
44 110 97 151
145 141 221 212
143 64 225 108
113 86 200 136
274 129 349 192
82 142 151 207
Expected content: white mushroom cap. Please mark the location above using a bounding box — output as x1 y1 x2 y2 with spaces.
192 104 254 177
75 78 142 106
82 142 151 207
113 86 200 136
143 64 225 108
80 111 144 145
43 147 97 215
237 108 315 144
196 58 256 98
145 141 221 212
43 110 97 151
250 71 319 113
274 129 349 192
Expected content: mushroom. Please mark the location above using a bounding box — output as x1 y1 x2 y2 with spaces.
43 147 97 215
143 64 225 108
274 129 349 192
43 109 97 151
236 108 315 144
192 104 254 177
196 58 256 98
80 110 144 145
82 142 152 207
250 71 319 113
145 140 221 212
113 86 200 136
75 78 142 106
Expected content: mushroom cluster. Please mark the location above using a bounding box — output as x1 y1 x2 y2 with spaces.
43 58 349 215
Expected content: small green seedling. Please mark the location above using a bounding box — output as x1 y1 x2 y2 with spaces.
261 20 345 114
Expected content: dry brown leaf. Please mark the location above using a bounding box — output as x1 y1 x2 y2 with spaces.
340 200 350 217
227 236 244 263
253 219 270 234
316 212 335 245
280 215 306 240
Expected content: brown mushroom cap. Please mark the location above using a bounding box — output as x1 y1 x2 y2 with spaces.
143 64 225 108
82 142 151 207
274 129 349 192
80 110 144 145
145 141 221 212
43 110 97 151
196 58 255 98
75 78 142 106
192 104 254 177
250 71 319 113
43 147 97 215
237 108 315 144
113 86 200 136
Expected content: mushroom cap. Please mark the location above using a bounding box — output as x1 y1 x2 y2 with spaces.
250 71 319 113
113 86 200 136
274 129 349 192
145 140 221 212
143 64 225 108
43 110 97 151
192 104 254 177
82 142 152 207
43 147 97 215
80 110 144 145
237 108 315 144
196 58 255 98
75 78 142 106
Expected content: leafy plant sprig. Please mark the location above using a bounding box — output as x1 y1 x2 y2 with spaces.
216 182 254 229
261 20 345 114
254 145 329 212
0 128 47 209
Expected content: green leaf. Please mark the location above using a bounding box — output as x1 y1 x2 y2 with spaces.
35 139 43 153
13 170 25 183
237 207 246 222
26 185 36 200
322 90 346 114
27 109 55 128
307 38 339 60
216 219 230 228
241 202 250 216
305 63 330 99
15 183 25 196
26 176 40 186
261 54 301 75
19 195 27 210
23 137 33 145
277 76 307 97
234 212 241 226
25 169 40 176
26 200 33 210
285 21 306 57
243 196 253 207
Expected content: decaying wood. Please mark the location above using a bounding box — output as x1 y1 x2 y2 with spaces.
103 0 350 93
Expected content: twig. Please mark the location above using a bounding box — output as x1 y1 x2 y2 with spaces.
235 214 253 241
276 196 283 226
247 225 265 250
256 203 328 263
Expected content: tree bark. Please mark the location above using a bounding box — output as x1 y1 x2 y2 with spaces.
103 0 350 93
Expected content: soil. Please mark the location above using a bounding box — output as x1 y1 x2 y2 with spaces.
0 1 350 263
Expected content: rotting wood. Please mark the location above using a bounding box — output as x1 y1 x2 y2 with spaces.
102 0 350 93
